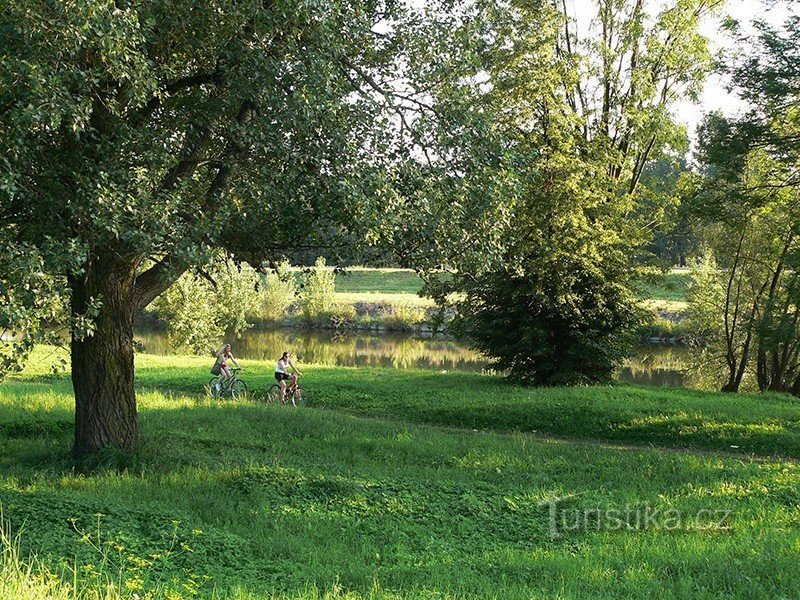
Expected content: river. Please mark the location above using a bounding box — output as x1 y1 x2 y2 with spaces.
134 328 694 388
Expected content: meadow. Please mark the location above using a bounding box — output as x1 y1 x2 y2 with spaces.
0 349 798 598
296 268 692 317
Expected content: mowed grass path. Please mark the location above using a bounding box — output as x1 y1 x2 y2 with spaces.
1 350 798 598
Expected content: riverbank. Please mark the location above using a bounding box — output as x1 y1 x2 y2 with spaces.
143 267 695 336
1 349 799 598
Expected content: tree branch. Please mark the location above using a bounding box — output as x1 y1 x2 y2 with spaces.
134 256 188 310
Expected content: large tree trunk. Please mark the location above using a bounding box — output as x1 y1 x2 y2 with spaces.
70 255 140 457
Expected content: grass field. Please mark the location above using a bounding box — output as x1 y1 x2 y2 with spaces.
327 268 691 304
1 350 798 598
635 271 691 304
331 292 434 309
332 269 424 295
298 268 692 315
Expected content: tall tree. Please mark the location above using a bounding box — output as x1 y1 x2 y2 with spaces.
389 0 716 383
0 0 422 455
690 8 800 394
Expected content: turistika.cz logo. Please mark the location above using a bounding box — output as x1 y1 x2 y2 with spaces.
538 494 734 539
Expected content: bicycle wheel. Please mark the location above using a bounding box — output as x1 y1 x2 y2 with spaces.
265 384 282 405
290 387 308 407
231 380 248 400
208 377 222 398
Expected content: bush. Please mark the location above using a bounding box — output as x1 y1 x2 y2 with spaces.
328 303 357 327
151 260 259 354
258 260 296 321
451 264 644 385
299 257 336 321
381 302 426 331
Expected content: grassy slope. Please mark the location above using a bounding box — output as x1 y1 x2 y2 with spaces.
1 351 799 598
331 292 434 308
121 353 800 459
333 269 424 295
635 271 691 304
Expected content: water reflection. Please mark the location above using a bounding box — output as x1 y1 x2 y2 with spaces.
618 345 693 388
134 328 488 373
134 328 695 388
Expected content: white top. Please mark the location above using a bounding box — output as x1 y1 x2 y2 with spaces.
275 359 287 374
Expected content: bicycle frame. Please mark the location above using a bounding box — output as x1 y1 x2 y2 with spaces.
219 370 240 389
278 375 301 401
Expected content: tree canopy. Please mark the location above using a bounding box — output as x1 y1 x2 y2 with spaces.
0 0 428 454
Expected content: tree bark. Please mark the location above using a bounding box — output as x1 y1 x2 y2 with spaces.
791 372 800 398
70 255 141 457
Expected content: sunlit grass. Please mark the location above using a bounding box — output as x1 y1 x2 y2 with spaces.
332 292 434 307
1 349 799 597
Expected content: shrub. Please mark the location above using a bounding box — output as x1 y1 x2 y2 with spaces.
259 260 297 321
450 264 644 385
152 275 218 353
328 303 357 328
151 260 259 354
381 302 426 331
300 257 336 321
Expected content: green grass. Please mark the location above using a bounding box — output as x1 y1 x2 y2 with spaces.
635 271 692 305
289 268 424 296
111 352 800 460
332 292 434 308
333 269 424 295
1 350 799 598
281 268 694 324
299 267 691 304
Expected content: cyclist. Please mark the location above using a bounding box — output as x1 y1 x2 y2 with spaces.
212 343 240 392
274 351 303 401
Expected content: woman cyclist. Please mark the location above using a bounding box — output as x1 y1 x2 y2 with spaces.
275 351 303 401
211 343 240 391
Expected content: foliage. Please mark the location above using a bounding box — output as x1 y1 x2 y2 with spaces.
327 303 358 328
689 10 800 394
0 0 433 450
1 523 72 600
684 250 726 342
389 0 715 385
152 261 258 354
449 268 645 385
379 302 426 331
638 158 700 268
0 243 69 378
259 260 297 322
299 258 336 322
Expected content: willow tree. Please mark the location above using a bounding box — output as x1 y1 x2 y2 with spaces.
0 0 418 455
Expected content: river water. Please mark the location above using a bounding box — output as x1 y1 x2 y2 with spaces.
134 328 693 388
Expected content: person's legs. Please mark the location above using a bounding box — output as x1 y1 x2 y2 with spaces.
221 366 232 388
279 379 287 401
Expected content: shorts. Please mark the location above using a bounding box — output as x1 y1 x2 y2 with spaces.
275 372 291 382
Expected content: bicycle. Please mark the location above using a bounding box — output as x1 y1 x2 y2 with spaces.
266 375 308 407
208 368 249 399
